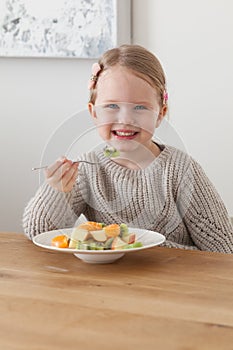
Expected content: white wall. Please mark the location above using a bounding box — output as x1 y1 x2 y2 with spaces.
0 0 232 232
133 0 233 215
0 58 93 231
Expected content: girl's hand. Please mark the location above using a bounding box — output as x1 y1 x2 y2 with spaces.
44 157 79 193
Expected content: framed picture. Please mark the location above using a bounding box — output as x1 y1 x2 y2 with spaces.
0 0 131 58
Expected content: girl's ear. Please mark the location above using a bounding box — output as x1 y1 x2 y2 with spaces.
88 103 96 118
155 105 167 128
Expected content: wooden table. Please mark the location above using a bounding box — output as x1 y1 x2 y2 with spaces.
0 233 233 350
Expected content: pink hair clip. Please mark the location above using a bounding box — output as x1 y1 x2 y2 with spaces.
163 90 168 104
88 62 102 90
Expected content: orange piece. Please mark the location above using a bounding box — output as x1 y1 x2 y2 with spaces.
78 221 103 231
51 235 69 248
104 224 120 238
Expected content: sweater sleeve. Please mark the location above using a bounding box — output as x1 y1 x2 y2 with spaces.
22 180 87 240
176 158 233 253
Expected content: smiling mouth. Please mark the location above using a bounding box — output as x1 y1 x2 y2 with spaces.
112 130 138 138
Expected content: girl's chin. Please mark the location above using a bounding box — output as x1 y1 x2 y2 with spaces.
108 139 142 153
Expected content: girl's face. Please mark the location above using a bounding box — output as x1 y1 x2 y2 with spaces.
89 66 166 154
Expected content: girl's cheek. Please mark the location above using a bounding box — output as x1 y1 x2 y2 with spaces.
139 118 156 134
96 126 111 140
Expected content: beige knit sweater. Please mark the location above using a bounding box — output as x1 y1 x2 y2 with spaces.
23 145 233 253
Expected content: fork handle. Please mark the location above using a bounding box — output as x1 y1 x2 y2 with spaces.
31 160 97 171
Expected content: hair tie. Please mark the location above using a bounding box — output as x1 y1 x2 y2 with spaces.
88 63 102 90
163 90 168 104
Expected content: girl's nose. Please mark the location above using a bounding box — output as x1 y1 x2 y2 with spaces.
117 107 135 124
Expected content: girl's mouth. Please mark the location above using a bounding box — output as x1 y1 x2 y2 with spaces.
112 130 138 139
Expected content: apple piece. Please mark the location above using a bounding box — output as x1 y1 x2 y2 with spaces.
122 233 136 244
128 233 136 244
90 230 107 242
69 228 90 248
111 237 128 250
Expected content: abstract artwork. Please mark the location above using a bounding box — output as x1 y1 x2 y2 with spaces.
0 0 130 58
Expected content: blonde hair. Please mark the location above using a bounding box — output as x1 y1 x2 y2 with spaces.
89 44 167 106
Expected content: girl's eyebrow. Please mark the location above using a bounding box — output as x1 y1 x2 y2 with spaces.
101 100 119 103
134 101 154 106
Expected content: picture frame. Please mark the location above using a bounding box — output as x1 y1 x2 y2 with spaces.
0 0 131 59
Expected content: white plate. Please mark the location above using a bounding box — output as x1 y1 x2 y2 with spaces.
33 227 165 264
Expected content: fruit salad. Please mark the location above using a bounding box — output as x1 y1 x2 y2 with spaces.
51 222 143 250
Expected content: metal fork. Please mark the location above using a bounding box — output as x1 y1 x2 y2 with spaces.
31 160 98 171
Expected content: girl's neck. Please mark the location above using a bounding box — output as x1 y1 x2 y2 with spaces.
111 142 161 170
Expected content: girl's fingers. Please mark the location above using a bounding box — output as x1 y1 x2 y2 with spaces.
45 157 66 178
60 163 78 190
65 164 79 190
46 162 78 192
51 161 73 182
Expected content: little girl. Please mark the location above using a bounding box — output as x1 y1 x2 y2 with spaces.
23 44 233 253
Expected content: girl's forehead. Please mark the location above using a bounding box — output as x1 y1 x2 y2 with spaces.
96 66 159 104
98 66 146 86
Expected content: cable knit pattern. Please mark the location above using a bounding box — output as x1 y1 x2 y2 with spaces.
22 145 233 253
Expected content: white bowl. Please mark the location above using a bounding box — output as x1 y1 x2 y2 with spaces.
33 227 165 264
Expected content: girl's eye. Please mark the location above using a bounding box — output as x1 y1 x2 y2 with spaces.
134 105 147 110
104 104 119 109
